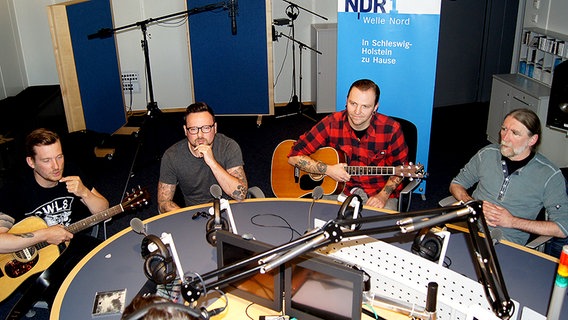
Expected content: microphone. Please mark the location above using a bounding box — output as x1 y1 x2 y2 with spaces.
425 282 438 320
130 218 147 235
489 228 503 246
312 186 324 200
307 186 324 230
273 18 291 26
206 184 237 246
87 28 113 40
228 0 238 35
210 184 222 225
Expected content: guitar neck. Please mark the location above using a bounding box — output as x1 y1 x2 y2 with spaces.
345 166 395 176
65 204 123 234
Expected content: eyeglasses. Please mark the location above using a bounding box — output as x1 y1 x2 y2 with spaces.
186 124 214 135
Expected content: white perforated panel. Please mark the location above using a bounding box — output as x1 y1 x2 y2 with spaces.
316 236 504 320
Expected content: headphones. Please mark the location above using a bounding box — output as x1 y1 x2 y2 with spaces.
411 228 443 262
141 235 177 284
205 197 229 246
337 194 363 230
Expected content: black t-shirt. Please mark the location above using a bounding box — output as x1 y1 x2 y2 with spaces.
0 162 93 231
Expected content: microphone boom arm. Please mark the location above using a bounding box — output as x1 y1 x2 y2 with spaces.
181 221 342 302
180 200 514 319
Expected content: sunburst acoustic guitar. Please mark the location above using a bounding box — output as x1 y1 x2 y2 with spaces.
0 186 150 302
271 139 425 198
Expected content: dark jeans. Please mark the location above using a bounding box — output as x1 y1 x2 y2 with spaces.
545 237 568 259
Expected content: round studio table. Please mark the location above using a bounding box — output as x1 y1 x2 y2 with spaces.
50 198 565 319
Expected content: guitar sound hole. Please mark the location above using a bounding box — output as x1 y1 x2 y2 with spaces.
299 174 324 191
5 256 39 278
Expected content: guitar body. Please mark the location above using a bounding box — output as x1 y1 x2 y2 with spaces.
0 216 62 302
0 187 149 302
271 140 344 198
271 140 425 198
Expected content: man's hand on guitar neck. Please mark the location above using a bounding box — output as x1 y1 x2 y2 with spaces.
38 225 73 245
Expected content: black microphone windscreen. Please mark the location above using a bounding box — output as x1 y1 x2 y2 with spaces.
312 186 324 200
350 187 369 204
210 184 222 199
130 218 146 235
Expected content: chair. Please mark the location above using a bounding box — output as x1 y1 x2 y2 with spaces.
392 117 424 212
246 186 266 198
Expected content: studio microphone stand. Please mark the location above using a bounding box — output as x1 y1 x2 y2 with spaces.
87 1 233 186
275 29 322 122
275 1 326 121
87 1 232 117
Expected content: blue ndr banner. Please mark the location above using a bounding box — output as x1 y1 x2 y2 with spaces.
337 0 441 194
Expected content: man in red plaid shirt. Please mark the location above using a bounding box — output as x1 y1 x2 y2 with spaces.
288 79 408 210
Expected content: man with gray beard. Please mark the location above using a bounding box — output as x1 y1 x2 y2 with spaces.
450 108 568 248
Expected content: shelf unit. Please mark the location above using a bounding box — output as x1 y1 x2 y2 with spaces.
519 27 568 86
487 74 568 168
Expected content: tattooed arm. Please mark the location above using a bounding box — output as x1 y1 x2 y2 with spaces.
367 175 404 208
288 155 350 183
157 182 181 214
212 165 248 201
0 225 72 254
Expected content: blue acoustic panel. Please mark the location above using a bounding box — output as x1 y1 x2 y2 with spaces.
67 0 126 134
187 0 270 115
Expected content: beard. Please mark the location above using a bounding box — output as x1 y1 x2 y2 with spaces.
500 141 529 159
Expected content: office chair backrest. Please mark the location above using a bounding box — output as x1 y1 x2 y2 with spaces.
392 116 417 163
391 117 421 212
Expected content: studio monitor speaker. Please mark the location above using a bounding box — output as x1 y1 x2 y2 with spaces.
547 60 568 132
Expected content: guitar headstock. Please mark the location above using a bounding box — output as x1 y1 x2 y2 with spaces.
394 163 426 180
122 186 150 210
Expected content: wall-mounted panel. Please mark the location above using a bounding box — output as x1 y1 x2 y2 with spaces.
48 0 125 134
187 0 273 115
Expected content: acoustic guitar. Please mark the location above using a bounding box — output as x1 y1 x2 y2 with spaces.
0 187 149 302
271 139 425 198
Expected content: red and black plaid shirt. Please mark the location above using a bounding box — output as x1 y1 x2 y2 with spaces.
289 110 408 197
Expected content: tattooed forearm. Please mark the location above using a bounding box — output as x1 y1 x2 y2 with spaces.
316 161 327 174
157 182 180 213
296 158 310 171
296 157 327 174
392 176 403 185
228 166 248 200
382 176 404 196
232 185 247 200
15 233 34 239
